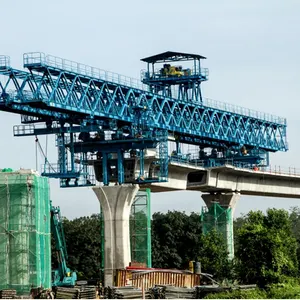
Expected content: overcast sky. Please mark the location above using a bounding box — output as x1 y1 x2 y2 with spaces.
1 0 300 219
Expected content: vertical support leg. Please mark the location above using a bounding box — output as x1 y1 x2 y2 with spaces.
102 153 109 186
139 150 144 179
118 150 124 184
70 132 75 173
201 192 240 259
93 184 139 287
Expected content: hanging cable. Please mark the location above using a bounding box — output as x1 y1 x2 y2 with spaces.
45 135 48 164
35 136 38 171
35 136 57 173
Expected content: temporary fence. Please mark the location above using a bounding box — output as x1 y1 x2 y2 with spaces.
116 268 200 290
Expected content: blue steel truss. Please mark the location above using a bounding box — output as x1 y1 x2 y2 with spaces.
0 52 288 187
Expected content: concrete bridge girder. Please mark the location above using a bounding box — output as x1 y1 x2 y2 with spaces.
187 165 300 198
92 164 300 286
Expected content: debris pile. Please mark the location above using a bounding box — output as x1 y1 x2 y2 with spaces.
163 286 195 299
0 290 17 299
104 286 150 299
78 285 97 299
149 285 194 299
55 287 80 299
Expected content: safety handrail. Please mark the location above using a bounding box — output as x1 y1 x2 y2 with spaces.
22 52 286 125
238 164 300 177
0 55 11 69
141 67 209 80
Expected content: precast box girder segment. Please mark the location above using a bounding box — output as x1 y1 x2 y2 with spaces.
0 52 288 152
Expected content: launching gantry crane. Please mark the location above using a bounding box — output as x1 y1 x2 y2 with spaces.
0 51 287 188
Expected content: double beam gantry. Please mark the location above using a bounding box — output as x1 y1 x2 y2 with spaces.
0 51 291 286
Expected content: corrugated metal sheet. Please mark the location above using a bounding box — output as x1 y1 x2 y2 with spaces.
116 269 200 290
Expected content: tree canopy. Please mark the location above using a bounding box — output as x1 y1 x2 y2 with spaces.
235 209 298 286
52 206 300 288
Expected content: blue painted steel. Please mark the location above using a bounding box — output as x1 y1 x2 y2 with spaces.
0 53 287 151
0 52 289 187
141 52 208 102
51 202 77 287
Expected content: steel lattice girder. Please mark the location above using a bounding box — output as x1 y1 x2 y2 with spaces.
0 64 287 152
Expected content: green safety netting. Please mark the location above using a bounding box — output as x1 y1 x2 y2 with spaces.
0 170 51 294
100 188 152 276
201 202 234 259
129 189 152 268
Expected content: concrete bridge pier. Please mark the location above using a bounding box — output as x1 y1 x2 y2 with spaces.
201 192 240 259
93 184 139 287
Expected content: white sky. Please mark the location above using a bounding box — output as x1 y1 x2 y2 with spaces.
1 0 300 219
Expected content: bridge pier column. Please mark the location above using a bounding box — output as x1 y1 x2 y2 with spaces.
201 192 240 259
93 184 139 287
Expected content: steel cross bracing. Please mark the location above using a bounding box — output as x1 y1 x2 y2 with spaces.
0 52 288 187
0 53 287 151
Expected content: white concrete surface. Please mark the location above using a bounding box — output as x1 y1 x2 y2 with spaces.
202 192 240 214
92 184 139 287
143 162 204 192
92 163 300 285
188 165 300 198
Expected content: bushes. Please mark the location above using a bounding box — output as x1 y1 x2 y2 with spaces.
204 285 300 299
204 289 267 299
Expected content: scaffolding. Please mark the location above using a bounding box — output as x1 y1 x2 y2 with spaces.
201 202 234 260
130 189 152 268
0 169 51 294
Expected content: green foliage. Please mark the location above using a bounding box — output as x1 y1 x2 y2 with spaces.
51 214 102 279
152 211 230 280
152 211 202 269
204 285 300 299
235 209 298 287
197 230 233 280
289 206 300 273
266 280 300 299
50 205 300 290
204 288 267 299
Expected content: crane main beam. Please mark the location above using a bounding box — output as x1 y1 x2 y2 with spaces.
0 52 287 151
0 52 288 188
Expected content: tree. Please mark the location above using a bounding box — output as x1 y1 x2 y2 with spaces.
151 211 230 280
235 209 298 287
52 214 102 280
288 206 300 276
152 211 202 269
197 230 233 280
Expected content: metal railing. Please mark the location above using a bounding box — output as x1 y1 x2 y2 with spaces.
169 156 205 168
169 156 300 177
22 52 286 125
202 98 286 125
23 52 149 91
238 164 300 177
0 55 10 69
41 162 84 175
13 124 35 136
141 67 209 81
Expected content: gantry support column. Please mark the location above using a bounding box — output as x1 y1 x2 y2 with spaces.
201 192 240 259
93 184 139 287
